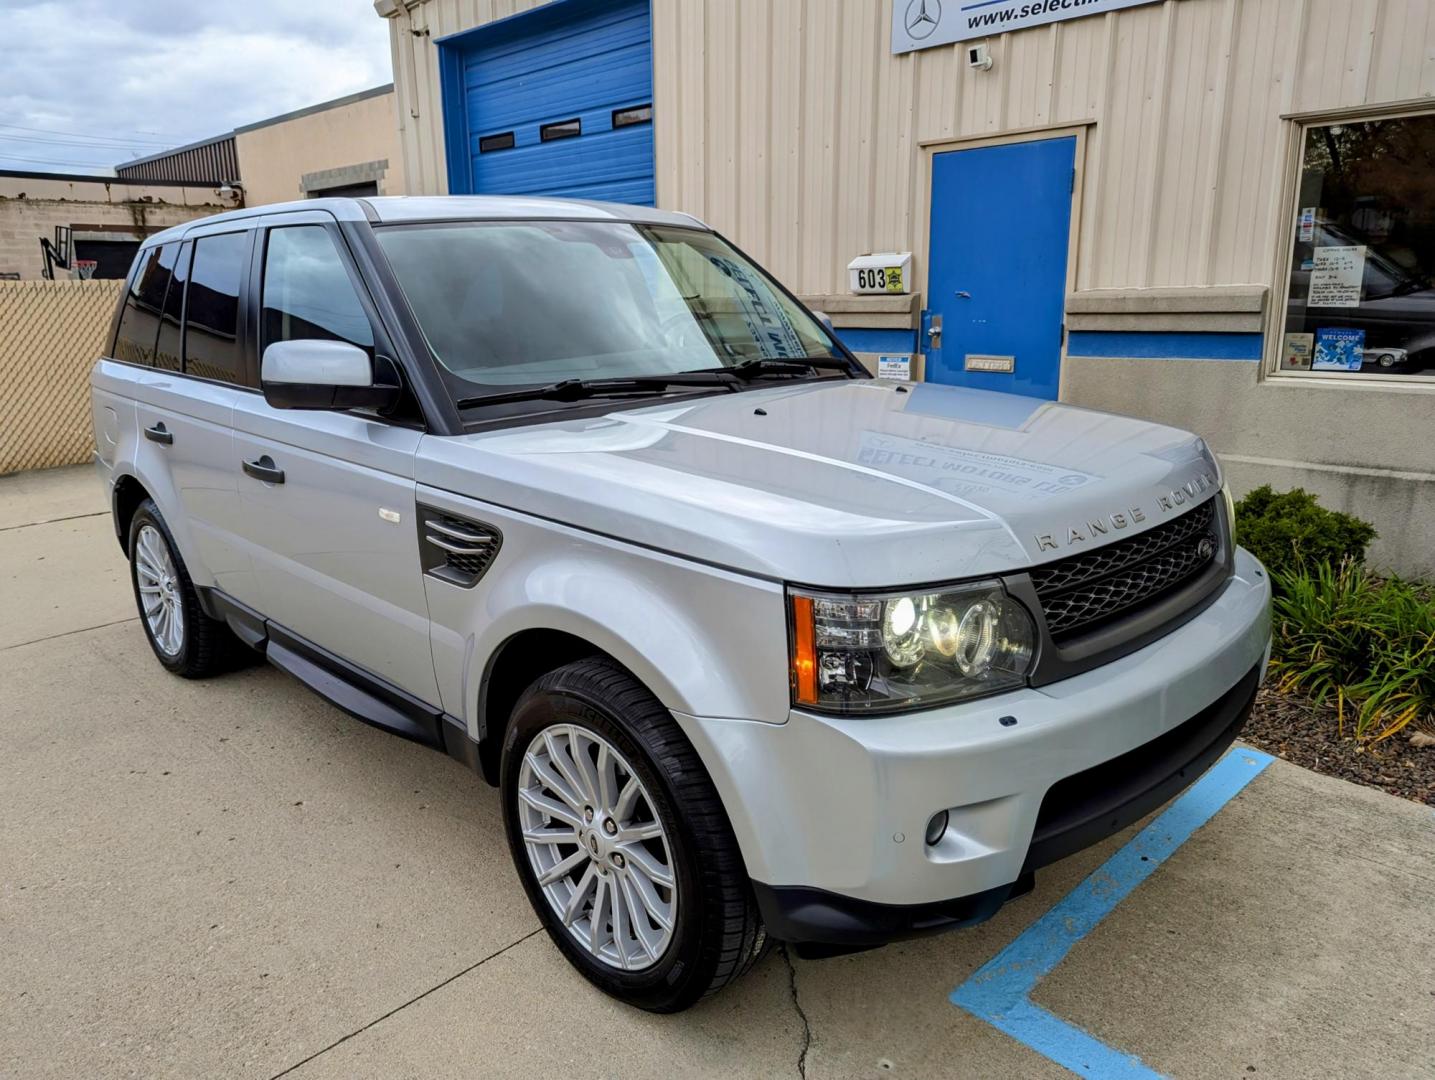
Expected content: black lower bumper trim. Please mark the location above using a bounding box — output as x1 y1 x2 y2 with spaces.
1021 661 1260 874
754 662 1261 952
752 874 1034 957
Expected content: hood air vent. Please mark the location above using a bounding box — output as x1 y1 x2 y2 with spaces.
418 507 502 588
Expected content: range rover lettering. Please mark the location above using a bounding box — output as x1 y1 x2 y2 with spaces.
90 196 1272 1012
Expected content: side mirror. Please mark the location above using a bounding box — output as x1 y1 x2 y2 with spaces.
260 340 400 411
811 310 836 334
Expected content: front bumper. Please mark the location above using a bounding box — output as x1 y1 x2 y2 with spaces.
673 547 1272 944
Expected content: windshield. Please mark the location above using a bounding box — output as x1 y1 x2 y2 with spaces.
374 220 844 392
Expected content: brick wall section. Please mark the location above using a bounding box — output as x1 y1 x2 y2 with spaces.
0 279 124 475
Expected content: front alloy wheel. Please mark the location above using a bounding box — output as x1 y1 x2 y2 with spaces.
501 658 768 1011
517 724 677 970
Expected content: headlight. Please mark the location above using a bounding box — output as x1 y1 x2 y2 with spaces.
789 581 1036 714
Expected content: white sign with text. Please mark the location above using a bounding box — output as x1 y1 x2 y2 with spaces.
1308 245 1366 308
892 0 1160 54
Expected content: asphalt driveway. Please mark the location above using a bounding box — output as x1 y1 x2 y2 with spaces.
3 466 1432 1079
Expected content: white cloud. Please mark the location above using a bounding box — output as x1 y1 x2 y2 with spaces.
0 0 392 173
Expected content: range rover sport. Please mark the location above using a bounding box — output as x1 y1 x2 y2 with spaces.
91 196 1271 1012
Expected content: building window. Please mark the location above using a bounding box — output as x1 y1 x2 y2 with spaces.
308 181 380 199
479 131 515 153
539 118 581 142
612 104 652 129
1276 110 1435 380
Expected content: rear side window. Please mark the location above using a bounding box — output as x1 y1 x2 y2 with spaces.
261 225 374 355
112 244 175 364
183 232 248 384
153 242 190 373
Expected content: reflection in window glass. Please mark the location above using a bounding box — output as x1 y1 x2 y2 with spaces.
112 244 173 365
184 232 247 384
154 241 190 373
374 221 836 389
1280 112 1435 377
261 226 374 354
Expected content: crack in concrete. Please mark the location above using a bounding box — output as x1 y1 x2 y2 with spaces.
2 616 138 652
268 926 544 1079
0 510 108 533
780 944 812 1080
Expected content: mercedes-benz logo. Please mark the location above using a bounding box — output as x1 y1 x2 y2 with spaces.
905 0 942 39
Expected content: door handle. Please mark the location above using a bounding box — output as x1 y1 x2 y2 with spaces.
242 455 285 485
143 422 173 445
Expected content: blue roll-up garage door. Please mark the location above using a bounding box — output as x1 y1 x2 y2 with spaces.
438 0 654 204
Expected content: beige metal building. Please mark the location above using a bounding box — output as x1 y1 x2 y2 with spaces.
376 0 1431 576
233 85 406 206
116 85 406 210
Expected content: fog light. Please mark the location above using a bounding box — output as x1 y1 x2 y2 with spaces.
924 810 949 847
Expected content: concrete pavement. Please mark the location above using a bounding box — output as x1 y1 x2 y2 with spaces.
2 465 1432 1079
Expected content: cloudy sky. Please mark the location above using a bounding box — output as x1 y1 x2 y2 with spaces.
0 0 392 175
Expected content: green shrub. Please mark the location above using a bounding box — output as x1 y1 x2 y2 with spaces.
1269 561 1435 743
1234 485 1377 577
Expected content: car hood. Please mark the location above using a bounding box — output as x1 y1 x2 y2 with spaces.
416 380 1222 587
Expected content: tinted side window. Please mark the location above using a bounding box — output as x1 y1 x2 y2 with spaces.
153 241 190 373
183 232 247 384
112 244 175 365
261 226 374 355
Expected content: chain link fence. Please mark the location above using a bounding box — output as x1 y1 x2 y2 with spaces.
0 279 124 476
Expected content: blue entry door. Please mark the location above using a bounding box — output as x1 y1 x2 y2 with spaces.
924 137 1075 399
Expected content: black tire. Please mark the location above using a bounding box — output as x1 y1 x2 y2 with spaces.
500 657 766 1012
127 498 243 678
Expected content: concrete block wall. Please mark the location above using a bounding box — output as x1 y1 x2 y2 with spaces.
0 175 228 280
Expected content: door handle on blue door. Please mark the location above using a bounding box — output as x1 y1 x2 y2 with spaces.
926 312 943 348
143 422 173 445
242 455 285 485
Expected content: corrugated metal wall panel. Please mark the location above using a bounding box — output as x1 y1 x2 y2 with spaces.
115 137 238 185
389 0 1435 295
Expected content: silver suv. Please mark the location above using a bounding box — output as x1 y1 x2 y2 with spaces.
91 196 1271 1011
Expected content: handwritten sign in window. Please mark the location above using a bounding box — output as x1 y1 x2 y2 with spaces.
1308 246 1366 308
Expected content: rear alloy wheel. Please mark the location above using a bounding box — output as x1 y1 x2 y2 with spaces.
501 658 767 1011
127 499 244 678
134 523 186 658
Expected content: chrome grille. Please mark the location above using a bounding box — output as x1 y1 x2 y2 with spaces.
1031 498 1218 640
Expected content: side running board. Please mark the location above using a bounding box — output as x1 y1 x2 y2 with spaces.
197 586 449 750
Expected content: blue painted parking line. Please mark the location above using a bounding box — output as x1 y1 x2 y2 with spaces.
951 748 1275 1078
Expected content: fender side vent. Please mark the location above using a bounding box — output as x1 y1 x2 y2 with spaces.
418 507 501 588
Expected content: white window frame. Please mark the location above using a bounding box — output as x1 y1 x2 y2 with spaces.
1267 102 1435 387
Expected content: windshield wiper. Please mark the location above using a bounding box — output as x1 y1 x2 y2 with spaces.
682 356 856 381
729 356 857 379
456 371 739 410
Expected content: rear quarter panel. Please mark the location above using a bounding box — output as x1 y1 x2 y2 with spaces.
90 359 213 579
